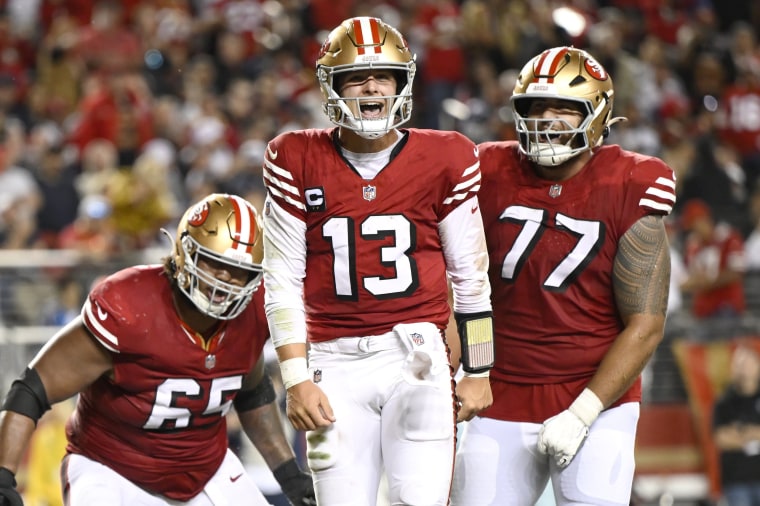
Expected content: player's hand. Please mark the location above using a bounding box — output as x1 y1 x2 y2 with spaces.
273 459 317 506
285 381 335 431
537 409 589 467
537 388 603 468
455 376 493 422
0 468 23 506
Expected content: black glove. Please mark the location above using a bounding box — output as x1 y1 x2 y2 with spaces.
273 459 316 506
0 468 22 506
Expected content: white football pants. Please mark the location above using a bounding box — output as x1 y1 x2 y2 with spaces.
451 402 639 506
62 449 271 505
306 323 456 506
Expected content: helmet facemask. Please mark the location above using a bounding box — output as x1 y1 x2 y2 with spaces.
512 96 601 166
316 17 416 139
173 194 263 320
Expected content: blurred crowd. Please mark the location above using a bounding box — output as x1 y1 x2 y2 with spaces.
0 0 760 332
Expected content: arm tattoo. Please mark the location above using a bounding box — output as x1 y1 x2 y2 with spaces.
613 215 671 318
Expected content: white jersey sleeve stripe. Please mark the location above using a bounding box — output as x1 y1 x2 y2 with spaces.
81 301 120 352
451 170 482 193
461 160 481 177
264 162 300 195
264 176 306 211
655 176 676 189
639 198 673 213
645 186 676 202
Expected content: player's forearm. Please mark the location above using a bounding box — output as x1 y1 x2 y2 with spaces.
239 403 297 471
597 215 668 407
0 411 36 474
586 315 665 408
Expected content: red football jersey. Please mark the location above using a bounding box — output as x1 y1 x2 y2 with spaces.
263 128 481 342
477 142 676 422
69 265 268 500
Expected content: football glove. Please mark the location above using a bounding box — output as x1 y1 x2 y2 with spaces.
273 459 316 506
537 388 603 468
0 468 22 506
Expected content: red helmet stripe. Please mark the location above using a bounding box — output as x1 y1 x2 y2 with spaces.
228 195 254 255
354 17 381 56
534 47 569 83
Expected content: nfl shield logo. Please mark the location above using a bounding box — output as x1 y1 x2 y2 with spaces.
205 354 216 370
411 332 425 346
549 184 562 198
363 185 376 201
313 369 322 383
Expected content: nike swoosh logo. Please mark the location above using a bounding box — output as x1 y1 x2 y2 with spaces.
96 303 107 321
267 144 278 160
471 205 479 214
230 473 243 482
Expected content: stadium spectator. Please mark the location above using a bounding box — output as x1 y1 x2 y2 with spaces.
713 342 760 505
680 198 747 331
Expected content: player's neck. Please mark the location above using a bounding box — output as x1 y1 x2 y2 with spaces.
337 128 399 153
172 288 221 338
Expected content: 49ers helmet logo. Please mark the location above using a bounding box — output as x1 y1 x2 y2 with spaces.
584 57 607 81
187 201 209 226
317 37 331 61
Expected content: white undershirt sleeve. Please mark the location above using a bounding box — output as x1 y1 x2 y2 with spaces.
439 196 492 314
262 195 308 348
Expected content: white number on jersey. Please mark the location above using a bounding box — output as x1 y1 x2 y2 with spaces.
500 205 603 290
143 375 243 430
323 214 419 300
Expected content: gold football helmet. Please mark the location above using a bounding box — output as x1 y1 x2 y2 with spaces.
511 46 623 166
316 16 416 139
173 193 263 320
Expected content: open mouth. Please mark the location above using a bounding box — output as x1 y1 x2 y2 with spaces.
539 130 564 143
205 288 226 303
359 100 385 119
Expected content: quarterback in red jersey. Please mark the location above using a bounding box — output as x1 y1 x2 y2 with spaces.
451 47 677 505
0 194 315 506
262 16 494 506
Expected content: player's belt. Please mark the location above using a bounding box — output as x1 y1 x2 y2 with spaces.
310 331 399 354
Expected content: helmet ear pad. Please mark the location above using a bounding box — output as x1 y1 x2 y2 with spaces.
173 233 191 289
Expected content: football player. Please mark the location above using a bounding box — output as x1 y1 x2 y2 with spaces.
451 47 677 505
0 194 315 506
261 16 494 506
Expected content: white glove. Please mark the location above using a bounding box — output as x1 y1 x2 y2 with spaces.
537 388 603 468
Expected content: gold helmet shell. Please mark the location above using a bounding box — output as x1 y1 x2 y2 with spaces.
173 193 263 319
511 46 621 166
315 16 416 138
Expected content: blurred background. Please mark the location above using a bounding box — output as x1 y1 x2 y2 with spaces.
1 0 760 505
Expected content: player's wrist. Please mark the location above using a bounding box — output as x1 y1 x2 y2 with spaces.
568 388 603 427
279 357 310 390
463 369 490 378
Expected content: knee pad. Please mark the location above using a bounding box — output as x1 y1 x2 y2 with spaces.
306 425 339 472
